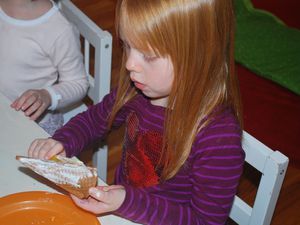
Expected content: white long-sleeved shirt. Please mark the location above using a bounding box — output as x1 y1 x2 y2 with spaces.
0 2 89 134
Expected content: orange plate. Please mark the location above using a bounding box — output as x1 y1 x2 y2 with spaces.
0 191 100 225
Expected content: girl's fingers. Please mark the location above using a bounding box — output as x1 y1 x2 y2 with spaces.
24 99 41 115
11 96 26 111
10 100 18 109
16 92 37 112
70 195 106 214
70 187 126 214
94 185 124 193
33 141 48 159
27 139 64 160
89 185 125 203
28 139 40 157
29 140 46 158
21 96 37 112
45 142 64 159
28 103 46 120
89 187 107 201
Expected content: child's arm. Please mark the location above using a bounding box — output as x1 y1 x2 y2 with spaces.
46 25 89 110
50 90 128 158
26 90 120 159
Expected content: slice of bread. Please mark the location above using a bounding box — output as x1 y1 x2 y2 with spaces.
16 155 97 199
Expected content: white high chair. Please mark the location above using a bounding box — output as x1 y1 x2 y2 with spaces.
229 131 289 225
60 0 112 182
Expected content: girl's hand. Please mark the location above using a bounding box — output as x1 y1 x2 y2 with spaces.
11 89 51 121
71 185 126 214
28 138 66 160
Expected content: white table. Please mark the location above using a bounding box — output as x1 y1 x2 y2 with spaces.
0 92 139 225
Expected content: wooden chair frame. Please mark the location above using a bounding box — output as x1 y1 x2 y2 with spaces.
229 131 289 225
60 0 112 182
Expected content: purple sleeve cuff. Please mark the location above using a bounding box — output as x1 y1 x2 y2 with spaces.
114 185 134 216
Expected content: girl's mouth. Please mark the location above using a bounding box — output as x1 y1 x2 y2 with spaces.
133 81 145 90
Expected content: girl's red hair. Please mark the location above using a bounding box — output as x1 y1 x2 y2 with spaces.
110 0 242 180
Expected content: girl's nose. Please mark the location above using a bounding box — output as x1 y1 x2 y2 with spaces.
125 51 139 72
125 57 135 71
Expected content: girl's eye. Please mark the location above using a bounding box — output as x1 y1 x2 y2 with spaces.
143 54 157 62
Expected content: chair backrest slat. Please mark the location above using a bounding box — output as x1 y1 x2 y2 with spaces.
229 131 289 225
84 39 90 75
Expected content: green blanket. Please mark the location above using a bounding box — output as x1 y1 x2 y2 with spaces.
234 0 300 95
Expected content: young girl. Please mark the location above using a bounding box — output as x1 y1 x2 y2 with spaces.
27 0 245 224
0 0 88 135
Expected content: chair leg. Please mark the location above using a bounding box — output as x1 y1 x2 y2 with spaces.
93 146 108 182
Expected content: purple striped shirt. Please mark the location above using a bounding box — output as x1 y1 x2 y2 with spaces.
53 90 245 225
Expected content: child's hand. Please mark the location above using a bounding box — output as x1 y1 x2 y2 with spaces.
11 89 51 121
71 185 126 214
28 138 66 160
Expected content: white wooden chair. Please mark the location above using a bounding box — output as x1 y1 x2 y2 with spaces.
60 0 112 182
229 131 289 225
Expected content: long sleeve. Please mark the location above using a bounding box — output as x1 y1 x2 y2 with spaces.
114 109 245 225
52 90 122 157
49 25 89 109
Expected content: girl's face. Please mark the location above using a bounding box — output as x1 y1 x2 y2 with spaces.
123 41 174 107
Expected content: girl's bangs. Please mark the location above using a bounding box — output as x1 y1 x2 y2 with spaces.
118 0 163 55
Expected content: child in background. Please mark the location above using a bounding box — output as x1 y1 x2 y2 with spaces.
0 0 88 135
27 0 245 224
